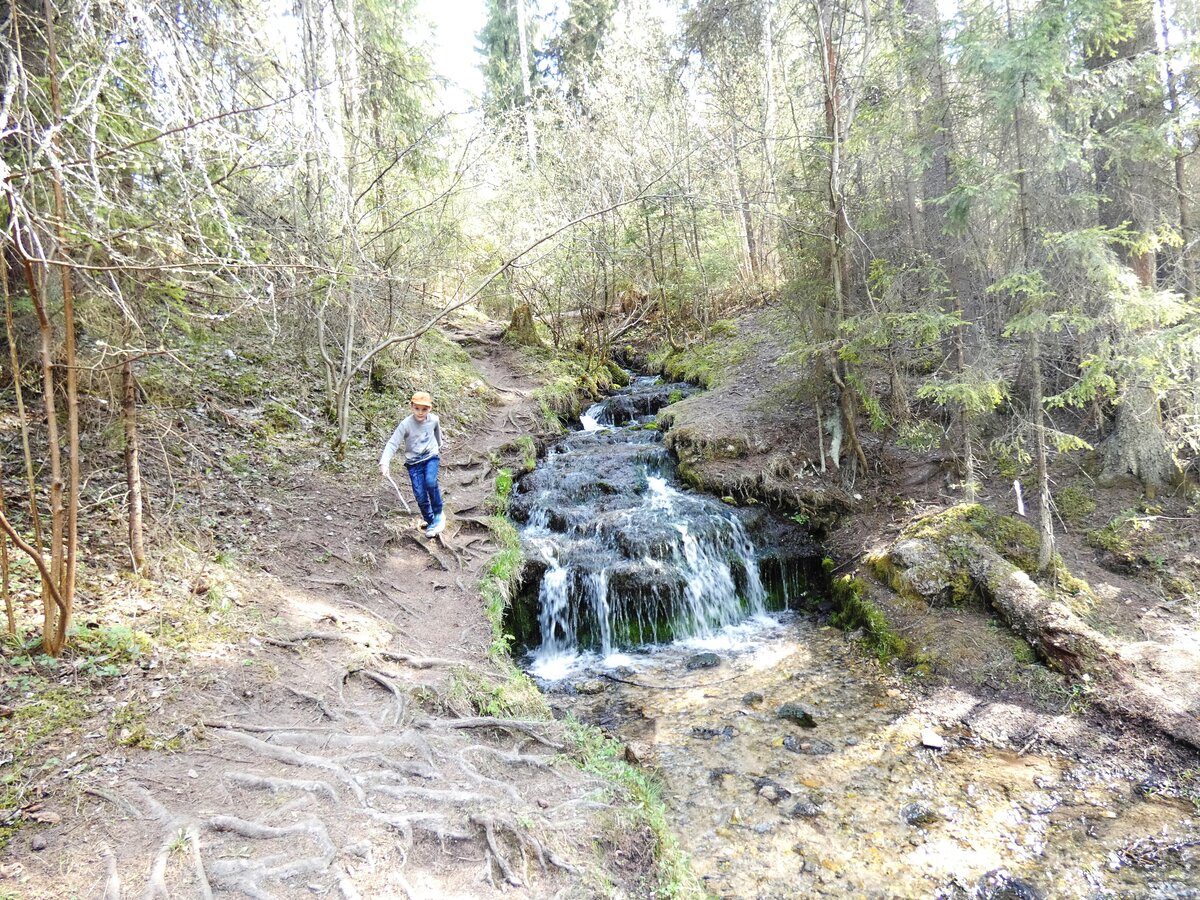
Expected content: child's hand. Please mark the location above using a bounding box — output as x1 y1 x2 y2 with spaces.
380 462 390 477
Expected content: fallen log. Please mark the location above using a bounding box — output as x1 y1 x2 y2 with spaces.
875 508 1200 750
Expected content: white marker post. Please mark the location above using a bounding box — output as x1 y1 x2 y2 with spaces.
1013 480 1026 517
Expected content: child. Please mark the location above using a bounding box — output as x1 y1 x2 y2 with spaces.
381 391 445 537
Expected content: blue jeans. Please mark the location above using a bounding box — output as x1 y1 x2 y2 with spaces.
406 455 443 525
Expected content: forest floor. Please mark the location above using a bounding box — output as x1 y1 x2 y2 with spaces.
4 307 1200 898
1 323 662 899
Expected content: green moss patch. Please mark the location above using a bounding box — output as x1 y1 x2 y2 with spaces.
825 562 910 665
652 322 755 388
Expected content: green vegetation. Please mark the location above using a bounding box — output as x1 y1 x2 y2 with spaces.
527 347 619 429
1055 485 1097 526
108 702 188 751
1086 507 1153 558
448 662 549 719
824 560 913 667
0 683 91 849
652 327 755 388
564 717 703 898
490 468 515 513
480 470 526 657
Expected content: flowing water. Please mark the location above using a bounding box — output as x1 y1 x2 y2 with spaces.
508 376 1200 898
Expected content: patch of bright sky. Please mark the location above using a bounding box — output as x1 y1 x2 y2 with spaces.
415 0 487 110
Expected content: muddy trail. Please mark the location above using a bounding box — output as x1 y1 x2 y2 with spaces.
2 327 649 899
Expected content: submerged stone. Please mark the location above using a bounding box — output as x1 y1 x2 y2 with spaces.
783 735 835 755
753 777 792 804
686 652 722 670
977 869 1044 900
901 803 940 826
777 702 818 728
742 691 765 707
692 724 735 741
789 799 822 819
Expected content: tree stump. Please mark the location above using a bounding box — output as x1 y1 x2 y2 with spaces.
504 304 543 348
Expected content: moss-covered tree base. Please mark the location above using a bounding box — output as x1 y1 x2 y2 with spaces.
870 503 1200 750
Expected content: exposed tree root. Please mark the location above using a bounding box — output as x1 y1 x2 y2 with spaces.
227 771 341 804
263 630 352 649
206 816 336 894
187 824 214 900
285 685 344 721
101 670 588 898
102 847 121 900
217 729 366 801
345 667 410 725
422 716 567 750
379 650 470 669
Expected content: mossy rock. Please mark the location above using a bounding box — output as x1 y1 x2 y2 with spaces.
826 564 909 664
606 360 630 387
905 504 1041 576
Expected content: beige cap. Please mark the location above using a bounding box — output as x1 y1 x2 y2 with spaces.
410 391 433 408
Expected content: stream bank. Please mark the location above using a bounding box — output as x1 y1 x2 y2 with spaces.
508 365 1200 897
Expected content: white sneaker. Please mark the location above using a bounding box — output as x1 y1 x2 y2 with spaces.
426 513 446 538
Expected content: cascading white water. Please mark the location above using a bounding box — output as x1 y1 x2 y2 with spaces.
517 377 777 679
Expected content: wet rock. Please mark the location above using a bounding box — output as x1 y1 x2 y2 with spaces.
685 652 721 670
751 823 773 834
777 702 817 728
572 680 606 695
753 777 792 804
844 736 860 746
789 799 822 819
691 725 734 741
709 767 737 784
920 728 946 749
783 735 835 755
977 869 1043 900
623 741 653 765
1019 792 1058 815
901 803 941 826
742 691 764 708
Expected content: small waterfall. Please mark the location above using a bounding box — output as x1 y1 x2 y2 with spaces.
511 376 787 677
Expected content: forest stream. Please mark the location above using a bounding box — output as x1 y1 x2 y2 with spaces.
506 376 1200 899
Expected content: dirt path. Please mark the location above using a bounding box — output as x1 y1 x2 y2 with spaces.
2 328 648 899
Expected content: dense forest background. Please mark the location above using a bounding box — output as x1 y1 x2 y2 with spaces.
1 0 1197 654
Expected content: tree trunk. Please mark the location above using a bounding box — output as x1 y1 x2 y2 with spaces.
516 0 538 168
504 303 544 347
1104 380 1179 491
1029 333 1054 571
884 531 1200 749
122 358 147 574
1158 0 1195 296
42 0 81 655
1 475 12 635
907 0 977 496
1087 0 1178 486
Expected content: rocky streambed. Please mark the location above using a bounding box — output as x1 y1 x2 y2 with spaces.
506 375 1200 898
